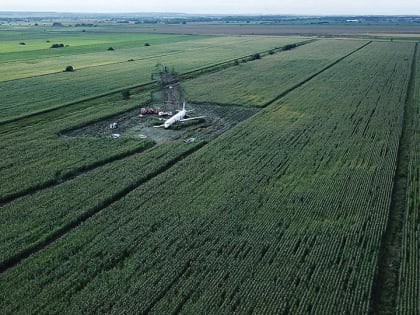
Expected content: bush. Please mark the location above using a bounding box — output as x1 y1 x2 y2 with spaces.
107 47 114 51
51 43 64 48
121 89 131 100
251 53 261 60
19 42 26 45
283 44 297 51
64 65 74 72
144 43 150 47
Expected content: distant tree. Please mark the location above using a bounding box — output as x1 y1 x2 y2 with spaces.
251 53 261 60
19 42 26 45
50 43 65 48
121 89 131 100
64 65 74 72
283 44 297 51
107 47 115 51
144 43 150 46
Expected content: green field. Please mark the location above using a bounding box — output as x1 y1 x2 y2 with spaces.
0 35 305 122
397 44 420 315
0 31 201 60
184 39 368 106
0 23 419 314
0 34 204 80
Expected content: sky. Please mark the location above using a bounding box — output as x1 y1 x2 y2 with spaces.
2 0 420 15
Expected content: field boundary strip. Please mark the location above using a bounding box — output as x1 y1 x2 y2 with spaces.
0 141 154 207
0 81 157 126
177 39 315 80
0 39 314 126
0 36 257 82
369 42 418 315
185 40 372 109
262 40 372 108
0 39 369 273
0 50 188 84
0 37 200 65
0 40 364 205
0 141 206 273
0 33 258 66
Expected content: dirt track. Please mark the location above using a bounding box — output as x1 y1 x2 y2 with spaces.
127 23 420 36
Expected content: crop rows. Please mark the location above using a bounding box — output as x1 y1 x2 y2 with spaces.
0 139 205 271
0 37 313 200
184 39 368 107
0 92 155 201
0 36 301 121
0 41 414 314
397 43 420 315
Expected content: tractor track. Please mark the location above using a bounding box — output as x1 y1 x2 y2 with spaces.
263 41 372 108
0 142 154 207
0 39 371 274
0 142 206 273
0 39 312 127
369 42 418 315
0 40 369 207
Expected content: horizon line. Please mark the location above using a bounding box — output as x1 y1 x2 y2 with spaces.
1 11 420 17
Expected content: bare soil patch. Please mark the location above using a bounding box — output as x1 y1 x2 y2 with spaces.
63 103 259 144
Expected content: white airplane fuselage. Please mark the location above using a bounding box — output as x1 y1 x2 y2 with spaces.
164 109 186 128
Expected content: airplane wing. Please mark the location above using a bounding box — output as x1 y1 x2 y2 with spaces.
179 116 205 122
153 116 205 128
153 118 167 128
